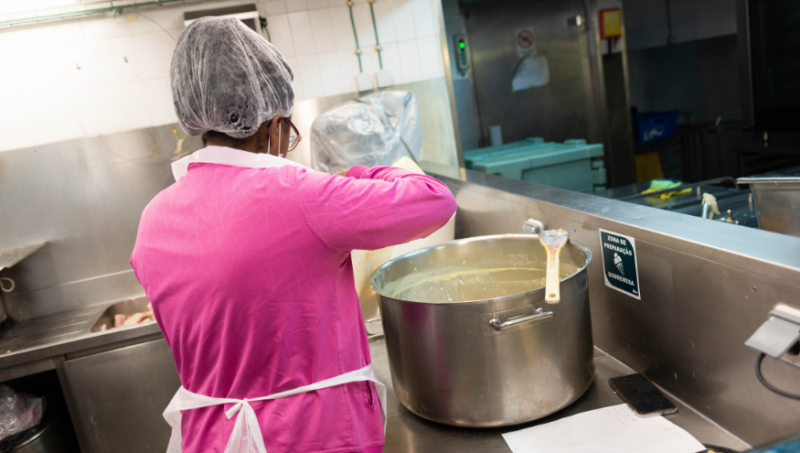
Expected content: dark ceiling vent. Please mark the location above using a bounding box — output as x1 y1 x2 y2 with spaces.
183 4 262 35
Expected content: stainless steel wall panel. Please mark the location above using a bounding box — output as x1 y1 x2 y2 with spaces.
0 125 203 321
0 126 206 320
4 271 146 321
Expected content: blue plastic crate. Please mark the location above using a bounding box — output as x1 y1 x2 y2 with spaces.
464 138 606 193
633 110 679 143
463 137 546 168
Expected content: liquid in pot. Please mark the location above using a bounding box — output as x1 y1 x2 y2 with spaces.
381 262 579 304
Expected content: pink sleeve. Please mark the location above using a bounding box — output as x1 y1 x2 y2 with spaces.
294 166 457 253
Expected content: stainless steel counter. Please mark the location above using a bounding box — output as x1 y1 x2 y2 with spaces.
0 297 160 380
0 296 177 453
369 337 749 453
0 299 751 452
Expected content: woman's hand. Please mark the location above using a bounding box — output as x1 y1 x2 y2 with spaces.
337 169 350 177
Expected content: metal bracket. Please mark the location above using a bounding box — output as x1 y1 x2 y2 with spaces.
523 219 544 235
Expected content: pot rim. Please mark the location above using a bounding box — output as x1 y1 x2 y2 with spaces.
369 234 592 306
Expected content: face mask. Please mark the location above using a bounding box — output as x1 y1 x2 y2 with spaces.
278 123 283 158
266 122 283 158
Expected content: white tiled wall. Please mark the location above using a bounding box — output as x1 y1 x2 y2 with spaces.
622 0 736 51
265 0 443 95
0 0 443 152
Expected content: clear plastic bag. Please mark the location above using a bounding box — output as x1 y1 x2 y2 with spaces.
0 386 42 442
310 91 422 173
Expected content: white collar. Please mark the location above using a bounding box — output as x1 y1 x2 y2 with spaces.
172 146 308 181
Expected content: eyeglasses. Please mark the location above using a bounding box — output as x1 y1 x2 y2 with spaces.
285 117 301 152
267 116 302 152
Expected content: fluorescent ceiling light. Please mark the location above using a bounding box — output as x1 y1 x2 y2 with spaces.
0 0 78 14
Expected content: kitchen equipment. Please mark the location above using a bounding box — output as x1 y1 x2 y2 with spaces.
90 296 153 333
464 138 606 194
538 229 568 304
371 234 594 427
183 4 263 34
738 167 800 237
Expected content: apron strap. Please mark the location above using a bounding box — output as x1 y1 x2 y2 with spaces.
163 364 387 453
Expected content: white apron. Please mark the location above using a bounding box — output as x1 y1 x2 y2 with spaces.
163 364 387 453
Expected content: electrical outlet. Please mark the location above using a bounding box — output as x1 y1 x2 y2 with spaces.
745 304 800 368
356 73 374 92
375 70 393 88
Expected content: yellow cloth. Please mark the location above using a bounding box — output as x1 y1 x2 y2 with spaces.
641 179 691 199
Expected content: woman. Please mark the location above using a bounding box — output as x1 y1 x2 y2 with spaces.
130 16 456 453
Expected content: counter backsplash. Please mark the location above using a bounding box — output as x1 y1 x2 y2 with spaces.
0 124 201 320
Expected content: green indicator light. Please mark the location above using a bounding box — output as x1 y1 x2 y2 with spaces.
459 42 465 49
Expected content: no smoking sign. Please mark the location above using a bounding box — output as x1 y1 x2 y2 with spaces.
515 27 536 57
517 30 534 49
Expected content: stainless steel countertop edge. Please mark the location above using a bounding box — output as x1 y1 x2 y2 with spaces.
0 306 162 369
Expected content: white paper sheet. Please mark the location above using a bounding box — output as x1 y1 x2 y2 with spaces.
502 404 705 453
511 54 550 92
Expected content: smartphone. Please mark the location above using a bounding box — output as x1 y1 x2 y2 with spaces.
608 373 678 416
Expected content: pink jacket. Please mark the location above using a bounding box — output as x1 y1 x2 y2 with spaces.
130 147 456 453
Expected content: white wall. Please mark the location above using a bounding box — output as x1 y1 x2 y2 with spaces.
263 0 443 99
0 0 444 152
622 0 736 51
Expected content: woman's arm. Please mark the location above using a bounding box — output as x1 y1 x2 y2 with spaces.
294 165 456 253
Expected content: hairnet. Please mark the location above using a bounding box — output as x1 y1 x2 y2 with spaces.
170 17 294 139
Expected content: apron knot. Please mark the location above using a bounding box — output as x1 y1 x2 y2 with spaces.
225 399 248 419
163 365 386 453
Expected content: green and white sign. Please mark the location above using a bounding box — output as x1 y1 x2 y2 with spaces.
599 229 640 300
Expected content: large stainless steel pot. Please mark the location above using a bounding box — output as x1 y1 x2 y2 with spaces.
371 234 594 427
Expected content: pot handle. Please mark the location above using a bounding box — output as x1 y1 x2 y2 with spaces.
489 307 554 331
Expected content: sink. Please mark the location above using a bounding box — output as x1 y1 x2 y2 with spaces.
90 296 154 333
0 306 100 353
